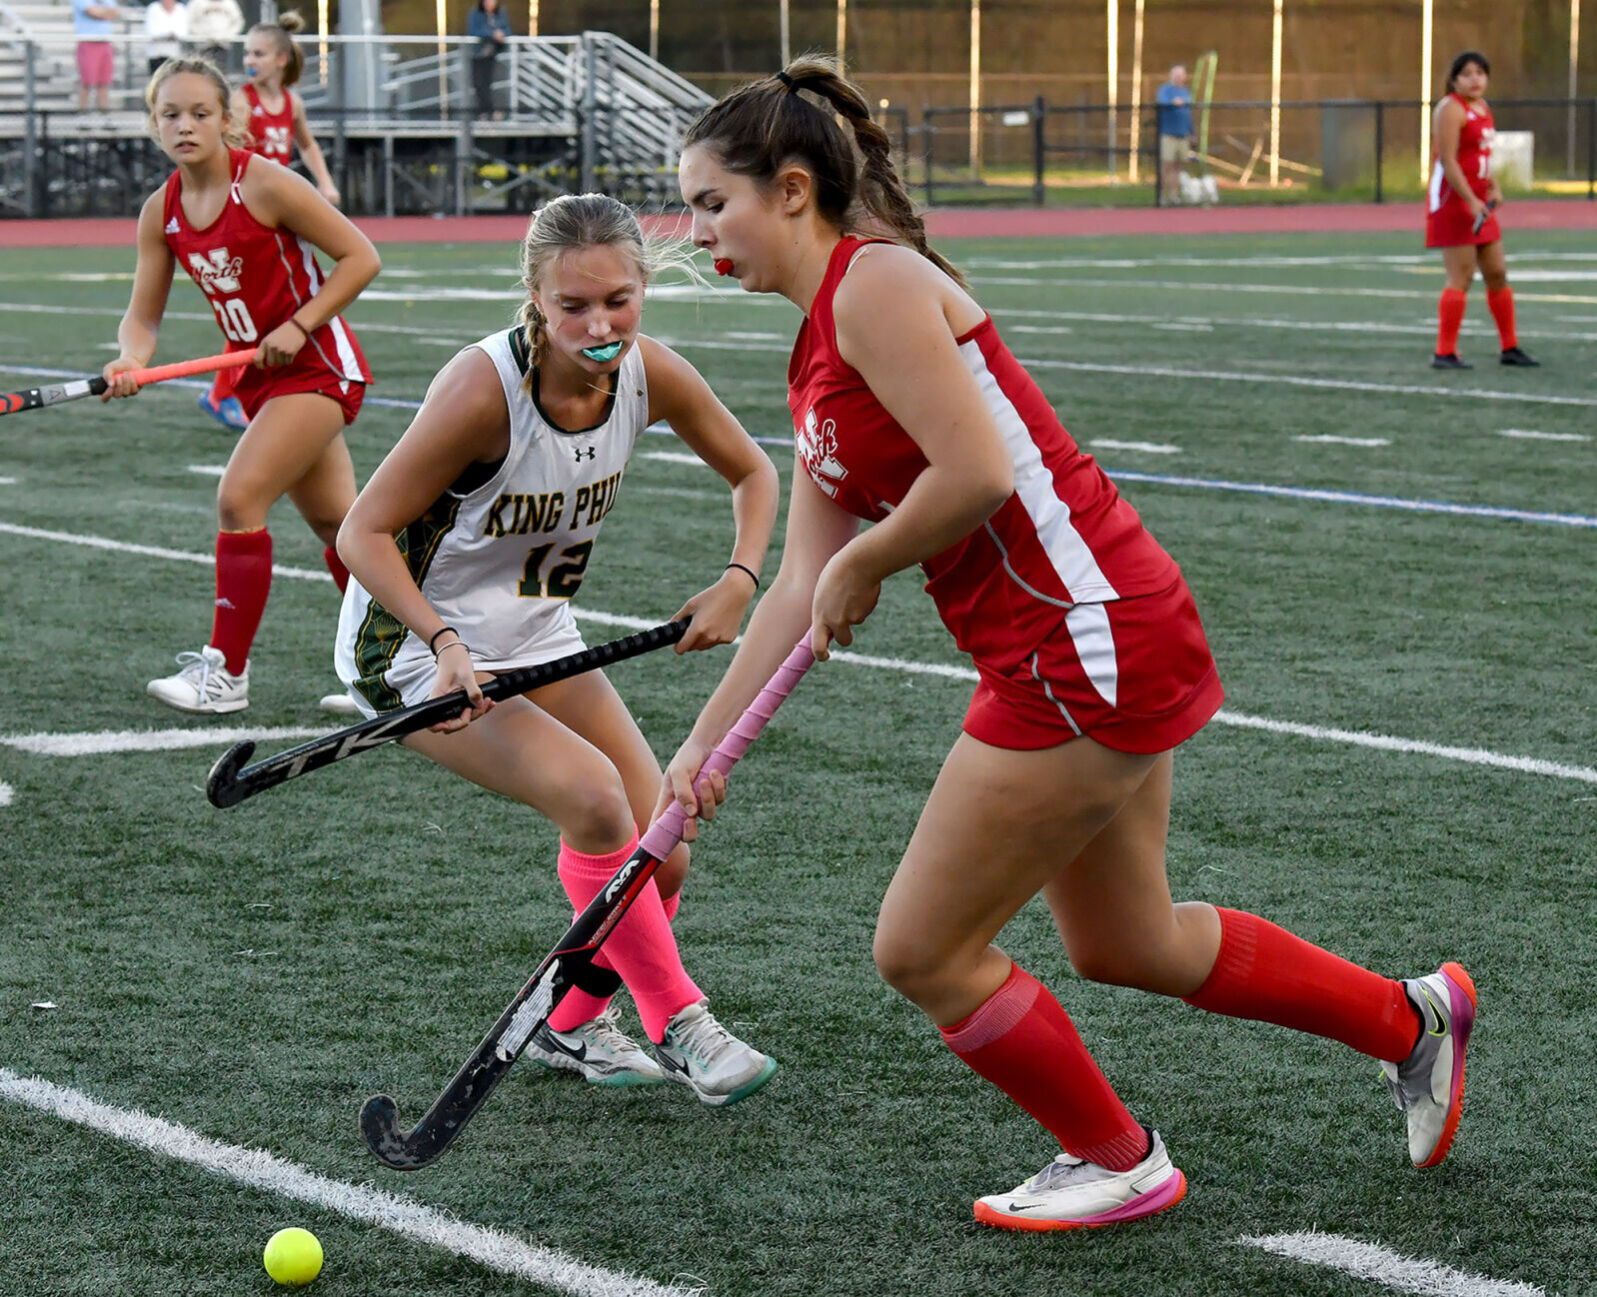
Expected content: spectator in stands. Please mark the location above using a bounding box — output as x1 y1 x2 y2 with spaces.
72 0 120 114
186 0 242 70
467 0 510 122
144 0 189 77
1155 63 1192 205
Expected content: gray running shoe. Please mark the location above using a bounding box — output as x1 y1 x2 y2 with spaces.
1380 962 1477 1167
651 1001 777 1106
527 1009 665 1087
147 645 248 715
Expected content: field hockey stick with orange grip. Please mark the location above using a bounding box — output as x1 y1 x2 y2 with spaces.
359 633 819 1170
0 349 259 417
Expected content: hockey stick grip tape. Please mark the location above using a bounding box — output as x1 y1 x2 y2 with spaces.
640 635 817 858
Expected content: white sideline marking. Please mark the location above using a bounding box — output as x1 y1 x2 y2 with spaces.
0 726 325 757
0 476 16 485
3 527 1594 785
1295 435 1391 446
187 464 226 476
0 782 12 807
1088 438 1182 455
1152 322 1214 332
0 522 331 581
640 451 710 467
0 1069 696 1297
1498 429 1589 442
1240 1232 1544 1297
998 308 1596 344
967 275 1597 307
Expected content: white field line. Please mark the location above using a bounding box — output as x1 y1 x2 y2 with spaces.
639 450 712 467
1088 438 1182 454
966 275 1597 307
996 308 1597 344
0 476 17 485
1 524 1595 783
964 250 1597 270
1498 429 1589 442
0 725 325 756
187 464 226 476
1240 1232 1544 1297
1294 435 1391 446
0 781 12 807
0 1069 697 1297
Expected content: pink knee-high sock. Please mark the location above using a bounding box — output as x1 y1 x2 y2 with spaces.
551 837 698 1041
1182 908 1419 1061
547 890 682 1032
940 963 1149 1171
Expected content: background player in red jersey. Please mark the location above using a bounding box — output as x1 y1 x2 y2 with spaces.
103 58 379 715
200 11 342 430
1427 50 1538 370
662 58 1476 1232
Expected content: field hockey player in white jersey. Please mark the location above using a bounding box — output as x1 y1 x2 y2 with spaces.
334 194 783 1102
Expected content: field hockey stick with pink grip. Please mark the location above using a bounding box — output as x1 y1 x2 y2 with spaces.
0 349 259 417
360 634 818 1170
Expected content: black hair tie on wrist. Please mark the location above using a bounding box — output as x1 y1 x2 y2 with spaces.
428 626 461 654
725 562 760 590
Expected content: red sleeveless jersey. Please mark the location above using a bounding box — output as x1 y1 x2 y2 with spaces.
242 82 295 165
162 149 369 411
787 236 1180 673
1430 93 1495 212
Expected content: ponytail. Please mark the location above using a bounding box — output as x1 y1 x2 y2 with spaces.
683 56 964 288
250 10 306 88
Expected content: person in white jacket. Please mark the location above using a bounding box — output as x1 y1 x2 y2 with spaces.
144 0 189 76
186 0 241 69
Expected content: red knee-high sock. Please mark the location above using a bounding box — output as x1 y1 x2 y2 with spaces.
323 545 350 594
1182 908 1419 1061
547 889 681 1032
552 836 699 1041
210 528 273 675
940 963 1148 1171
1437 287 1467 355
209 366 236 402
1487 286 1518 349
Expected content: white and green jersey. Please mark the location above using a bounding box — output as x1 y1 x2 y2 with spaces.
334 328 646 713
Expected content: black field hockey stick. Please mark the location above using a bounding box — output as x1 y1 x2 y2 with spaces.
0 349 257 417
1472 199 1499 236
205 619 689 808
360 634 818 1171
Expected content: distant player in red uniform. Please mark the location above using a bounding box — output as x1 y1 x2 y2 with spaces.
1427 50 1538 370
103 58 379 714
662 58 1477 1231
200 10 342 430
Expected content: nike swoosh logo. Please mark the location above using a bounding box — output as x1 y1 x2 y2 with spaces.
1005 1202 1043 1212
538 1031 587 1063
653 1049 692 1077
1419 986 1448 1037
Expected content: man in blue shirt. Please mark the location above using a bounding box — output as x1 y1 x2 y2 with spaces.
1156 64 1193 205
71 0 121 113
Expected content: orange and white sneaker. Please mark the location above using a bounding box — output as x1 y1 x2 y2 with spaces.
973 1130 1187 1231
1382 961 1477 1168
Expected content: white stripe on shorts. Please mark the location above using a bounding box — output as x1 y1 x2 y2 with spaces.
1063 601 1119 708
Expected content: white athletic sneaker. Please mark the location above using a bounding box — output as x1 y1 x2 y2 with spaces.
973 1130 1188 1231
146 645 248 715
526 1009 665 1087
319 692 362 717
1381 961 1477 1168
650 1001 777 1106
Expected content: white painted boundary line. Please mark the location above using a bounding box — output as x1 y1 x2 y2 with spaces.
1240 1232 1545 1297
0 523 1593 784
0 1069 697 1297
1498 429 1589 442
0 781 12 807
1089 438 1182 455
0 725 325 757
1295 435 1391 447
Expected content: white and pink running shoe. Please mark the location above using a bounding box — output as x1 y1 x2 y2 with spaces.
973 1129 1187 1231
1382 961 1477 1168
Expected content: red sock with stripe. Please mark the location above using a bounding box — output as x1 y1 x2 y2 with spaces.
323 545 350 594
553 836 699 1041
1487 286 1518 349
939 963 1149 1171
1437 287 1467 356
210 528 272 676
547 891 680 1032
1182 908 1420 1061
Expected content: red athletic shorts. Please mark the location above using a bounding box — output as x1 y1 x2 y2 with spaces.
963 575 1223 754
1425 194 1500 247
234 367 366 426
76 41 113 87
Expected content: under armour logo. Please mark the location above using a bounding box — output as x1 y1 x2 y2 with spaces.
574 447 595 462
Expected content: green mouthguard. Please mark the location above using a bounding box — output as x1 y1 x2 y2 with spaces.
581 341 623 362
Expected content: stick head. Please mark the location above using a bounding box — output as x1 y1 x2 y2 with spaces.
205 741 256 808
360 1094 434 1170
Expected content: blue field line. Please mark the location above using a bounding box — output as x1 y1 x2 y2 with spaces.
5 364 1592 528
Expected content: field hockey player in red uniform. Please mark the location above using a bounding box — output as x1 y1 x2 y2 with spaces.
333 194 784 1101
1427 49 1538 370
104 57 378 714
664 58 1477 1231
199 11 342 430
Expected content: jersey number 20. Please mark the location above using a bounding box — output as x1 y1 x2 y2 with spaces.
211 297 259 344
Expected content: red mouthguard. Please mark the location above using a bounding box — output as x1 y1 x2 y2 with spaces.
713 259 733 276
